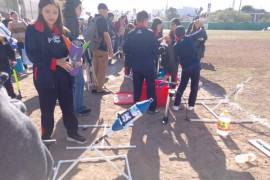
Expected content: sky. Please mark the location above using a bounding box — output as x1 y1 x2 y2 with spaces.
82 0 270 14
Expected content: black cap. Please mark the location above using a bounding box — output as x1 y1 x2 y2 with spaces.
98 3 109 10
175 25 186 37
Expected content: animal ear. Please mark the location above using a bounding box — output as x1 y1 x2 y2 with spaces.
0 72 9 86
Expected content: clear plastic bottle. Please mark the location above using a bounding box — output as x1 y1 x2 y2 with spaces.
235 152 256 164
217 110 231 137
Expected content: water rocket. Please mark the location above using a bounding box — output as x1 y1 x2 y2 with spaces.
111 98 153 132
68 40 90 76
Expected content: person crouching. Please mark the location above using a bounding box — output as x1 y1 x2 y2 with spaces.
172 25 204 111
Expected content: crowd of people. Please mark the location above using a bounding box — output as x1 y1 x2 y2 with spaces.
0 0 208 144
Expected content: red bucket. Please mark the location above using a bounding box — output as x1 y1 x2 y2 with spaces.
140 80 168 107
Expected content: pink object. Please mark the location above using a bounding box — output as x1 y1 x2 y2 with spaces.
114 92 134 105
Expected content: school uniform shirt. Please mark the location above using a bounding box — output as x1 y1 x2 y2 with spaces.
124 27 158 72
174 29 204 72
25 21 71 89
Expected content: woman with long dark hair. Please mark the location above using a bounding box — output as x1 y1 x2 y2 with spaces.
25 0 86 144
151 18 163 40
62 0 91 116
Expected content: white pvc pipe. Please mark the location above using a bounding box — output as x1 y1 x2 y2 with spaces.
52 160 63 180
125 155 133 180
66 145 137 150
53 155 127 180
43 139 56 143
201 102 220 119
101 124 107 146
78 124 109 128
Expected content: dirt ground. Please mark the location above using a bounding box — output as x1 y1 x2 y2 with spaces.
19 30 270 180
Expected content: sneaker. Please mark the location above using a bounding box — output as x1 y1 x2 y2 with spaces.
67 133 87 144
172 106 180 111
187 106 194 111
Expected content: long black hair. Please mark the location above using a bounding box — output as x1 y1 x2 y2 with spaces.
37 0 64 33
151 18 162 32
62 0 82 19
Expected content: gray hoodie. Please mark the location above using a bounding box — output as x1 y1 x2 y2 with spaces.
0 72 53 180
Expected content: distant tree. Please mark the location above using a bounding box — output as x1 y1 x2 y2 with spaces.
241 5 254 13
208 8 251 22
165 7 179 20
260 13 270 23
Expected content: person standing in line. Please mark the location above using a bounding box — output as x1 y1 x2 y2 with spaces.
25 0 86 144
164 18 181 86
91 3 113 94
62 0 91 116
107 12 116 65
8 11 27 58
124 11 159 114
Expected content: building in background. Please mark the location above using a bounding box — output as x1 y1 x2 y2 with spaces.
0 0 43 21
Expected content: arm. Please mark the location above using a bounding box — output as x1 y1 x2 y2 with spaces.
186 28 204 42
5 42 16 61
173 43 182 66
25 26 56 71
104 32 113 57
186 22 194 35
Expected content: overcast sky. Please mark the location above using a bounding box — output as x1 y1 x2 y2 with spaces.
82 0 269 14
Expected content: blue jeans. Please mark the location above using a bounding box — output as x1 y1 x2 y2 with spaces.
73 68 85 113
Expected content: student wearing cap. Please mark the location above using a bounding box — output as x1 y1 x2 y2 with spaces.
124 11 158 114
172 24 204 111
91 3 113 94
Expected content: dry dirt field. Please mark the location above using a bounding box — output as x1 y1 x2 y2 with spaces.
18 30 270 180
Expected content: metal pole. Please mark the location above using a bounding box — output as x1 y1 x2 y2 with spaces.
239 0 243 13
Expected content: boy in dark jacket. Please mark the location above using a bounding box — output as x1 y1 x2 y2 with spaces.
172 25 204 111
124 11 158 113
0 34 17 98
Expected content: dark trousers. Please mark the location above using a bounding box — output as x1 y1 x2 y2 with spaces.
36 75 78 139
174 69 200 107
133 70 157 111
2 68 16 98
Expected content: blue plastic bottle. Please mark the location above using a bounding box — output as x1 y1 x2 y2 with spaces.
111 98 153 132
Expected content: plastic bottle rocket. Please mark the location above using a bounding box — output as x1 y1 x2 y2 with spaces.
69 40 85 76
111 98 154 132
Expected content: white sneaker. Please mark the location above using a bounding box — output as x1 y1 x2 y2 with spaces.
187 106 194 111
172 106 180 111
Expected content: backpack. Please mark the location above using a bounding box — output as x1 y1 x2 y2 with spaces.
83 17 101 50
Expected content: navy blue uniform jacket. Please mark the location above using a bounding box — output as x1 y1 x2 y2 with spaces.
174 29 204 72
124 27 158 72
25 22 72 89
